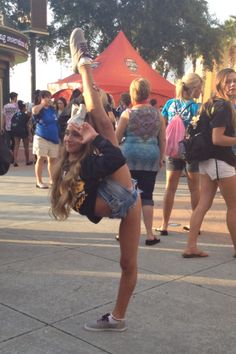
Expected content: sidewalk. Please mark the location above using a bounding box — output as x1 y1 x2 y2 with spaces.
0 164 235 354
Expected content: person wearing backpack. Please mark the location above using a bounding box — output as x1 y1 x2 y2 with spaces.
11 100 33 167
2 92 18 152
157 73 203 236
183 68 236 258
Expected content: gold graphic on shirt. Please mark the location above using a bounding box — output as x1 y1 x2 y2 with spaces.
73 180 88 211
74 180 85 193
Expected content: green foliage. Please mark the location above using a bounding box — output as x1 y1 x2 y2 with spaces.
0 0 18 27
221 18 236 47
0 0 228 77
46 0 223 77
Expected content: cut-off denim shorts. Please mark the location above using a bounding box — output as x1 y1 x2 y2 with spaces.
166 156 199 173
97 178 138 219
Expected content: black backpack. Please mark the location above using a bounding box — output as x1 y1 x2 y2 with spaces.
180 108 213 163
0 132 13 175
11 112 28 138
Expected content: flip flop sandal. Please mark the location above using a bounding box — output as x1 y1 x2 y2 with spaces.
145 238 161 246
183 225 201 235
155 227 168 236
182 252 208 258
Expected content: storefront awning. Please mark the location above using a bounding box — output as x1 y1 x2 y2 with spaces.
0 25 28 65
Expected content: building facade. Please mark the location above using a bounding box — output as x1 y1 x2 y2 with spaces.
0 13 28 130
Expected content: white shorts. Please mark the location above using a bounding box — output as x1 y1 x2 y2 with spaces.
199 159 236 180
33 135 59 158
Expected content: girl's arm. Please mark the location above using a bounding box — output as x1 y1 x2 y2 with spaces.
212 127 236 146
32 103 44 115
79 65 118 146
32 98 48 115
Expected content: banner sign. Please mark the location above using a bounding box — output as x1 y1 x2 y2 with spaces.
0 28 28 52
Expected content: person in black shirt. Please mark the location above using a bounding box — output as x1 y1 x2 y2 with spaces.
183 68 236 258
51 28 141 332
11 100 33 166
55 97 69 141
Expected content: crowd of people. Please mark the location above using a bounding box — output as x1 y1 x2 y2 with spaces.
1 27 236 332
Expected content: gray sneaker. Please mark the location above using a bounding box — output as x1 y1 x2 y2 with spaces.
69 28 92 73
84 313 127 332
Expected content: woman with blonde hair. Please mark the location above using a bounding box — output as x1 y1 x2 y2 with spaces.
116 77 166 245
51 28 141 332
183 68 236 258
158 72 203 235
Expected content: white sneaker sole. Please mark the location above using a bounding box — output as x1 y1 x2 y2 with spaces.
84 324 127 332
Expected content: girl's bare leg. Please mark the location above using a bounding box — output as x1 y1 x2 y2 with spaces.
22 137 30 163
187 171 200 210
184 174 217 256
35 156 46 185
47 157 57 184
142 205 156 240
112 196 141 318
160 170 181 230
218 175 236 256
13 137 20 164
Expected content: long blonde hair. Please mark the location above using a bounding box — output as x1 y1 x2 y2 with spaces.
50 143 92 220
176 73 202 99
211 68 236 129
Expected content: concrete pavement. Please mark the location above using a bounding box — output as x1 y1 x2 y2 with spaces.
0 162 235 354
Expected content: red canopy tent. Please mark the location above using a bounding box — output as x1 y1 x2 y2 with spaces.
51 88 74 101
49 31 175 106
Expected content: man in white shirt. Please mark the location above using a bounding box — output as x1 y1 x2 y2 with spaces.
3 92 18 151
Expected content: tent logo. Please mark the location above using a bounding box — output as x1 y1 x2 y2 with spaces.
125 58 138 72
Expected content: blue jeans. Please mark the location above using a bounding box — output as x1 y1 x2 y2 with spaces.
97 178 138 219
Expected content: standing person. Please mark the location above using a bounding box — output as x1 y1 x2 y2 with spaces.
116 78 166 245
56 97 67 117
32 90 60 189
231 94 236 156
67 88 83 117
11 100 33 166
55 97 69 141
115 92 131 120
183 68 236 258
158 73 203 235
3 92 18 152
99 89 116 129
51 28 141 332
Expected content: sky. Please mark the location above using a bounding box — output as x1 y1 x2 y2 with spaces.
10 0 236 103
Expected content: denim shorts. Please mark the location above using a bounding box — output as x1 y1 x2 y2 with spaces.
97 178 138 219
166 156 199 173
